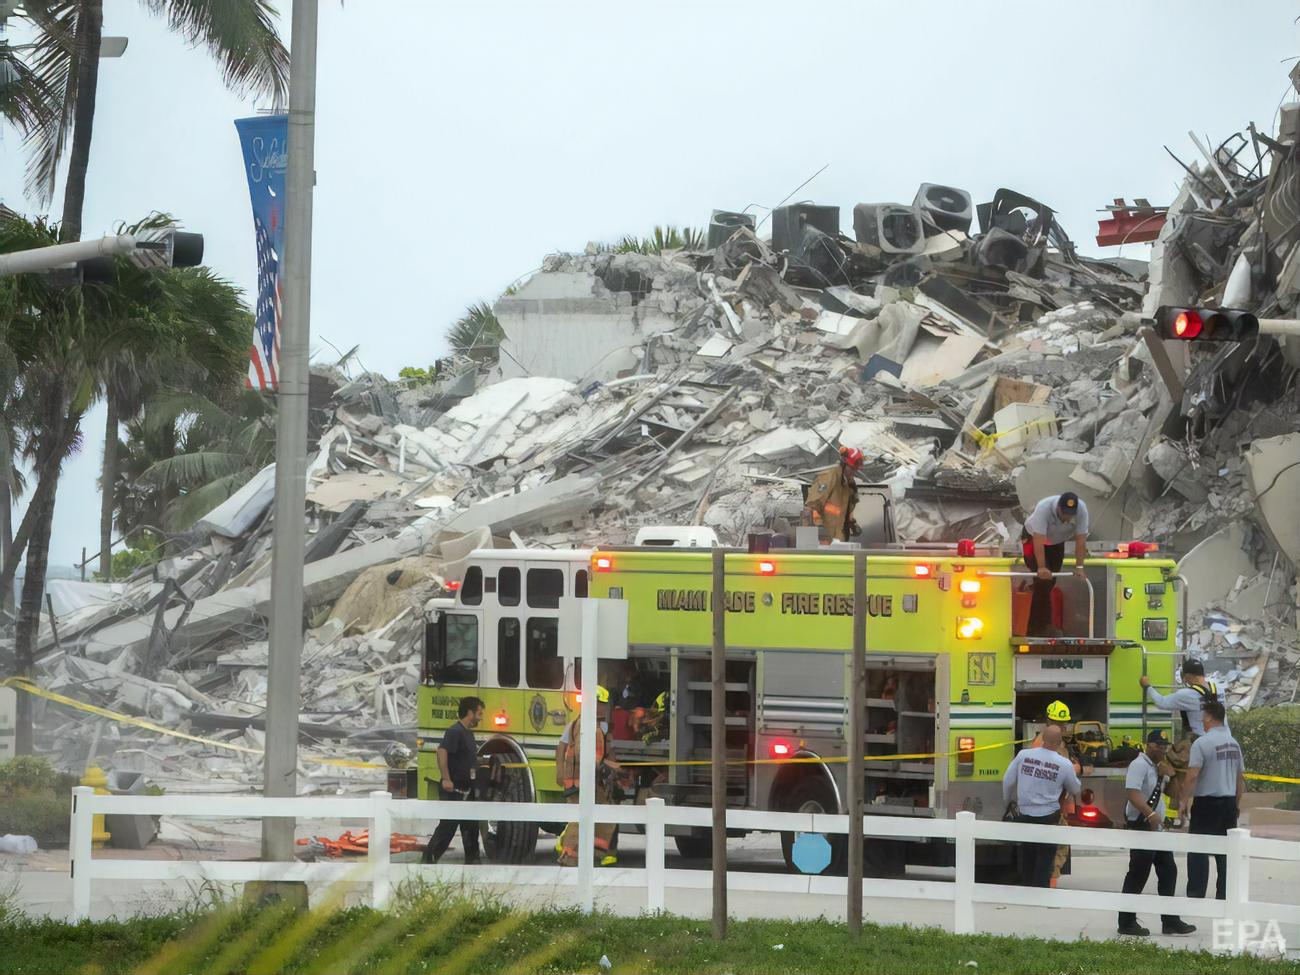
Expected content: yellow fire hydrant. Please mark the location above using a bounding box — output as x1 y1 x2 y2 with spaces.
80 765 112 848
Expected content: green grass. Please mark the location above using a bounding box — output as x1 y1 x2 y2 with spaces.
0 891 1294 975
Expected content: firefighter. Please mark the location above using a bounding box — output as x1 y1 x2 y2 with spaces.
1031 700 1082 888
1139 658 1228 824
1116 729 1197 937
1003 724 1081 888
1020 491 1089 636
1182 700 1244 901
556 686 623 867
802 446 863 542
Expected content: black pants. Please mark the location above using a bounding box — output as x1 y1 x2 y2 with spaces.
423 787 480 863
1016 811 1060 887
1187 795 1238 899
1119 821 1181 926
1023 539 1064 636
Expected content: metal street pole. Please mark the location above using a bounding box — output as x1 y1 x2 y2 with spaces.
847 548 866 933
261 0 317 864
710 548 727 940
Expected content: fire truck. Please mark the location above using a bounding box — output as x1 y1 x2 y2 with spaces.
414 530 1181 875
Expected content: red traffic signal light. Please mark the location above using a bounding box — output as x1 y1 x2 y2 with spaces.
1153 306 1258 342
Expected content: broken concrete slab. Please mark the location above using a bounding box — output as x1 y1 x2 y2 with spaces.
1177 522 1257 616
1245 432 1300 567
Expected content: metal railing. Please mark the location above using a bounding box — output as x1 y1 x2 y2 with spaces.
977 570 1096 637
66 787 1298 953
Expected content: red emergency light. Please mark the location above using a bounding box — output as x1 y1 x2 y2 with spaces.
914 564 931 578
769 740 792 759
758 560 776 576
445 580 461 591
956 539 976 559
594 556 613 572
492 711 508 728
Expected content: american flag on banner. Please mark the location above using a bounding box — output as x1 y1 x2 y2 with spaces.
249 215 282 390
234 115 289 392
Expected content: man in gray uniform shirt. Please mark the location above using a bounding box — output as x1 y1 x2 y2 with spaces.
1182 700 1245 901
1020 492 1089 636
1003 725 1082 887
1117 730 1196 937
1141 658 1228 822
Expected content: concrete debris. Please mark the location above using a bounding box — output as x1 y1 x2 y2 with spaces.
6 74 1300 792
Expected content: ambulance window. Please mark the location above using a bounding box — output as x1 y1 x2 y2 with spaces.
527 568 564 608
498 567 521 606
497 618 520 687
459 566 483 606
575 569 588 598
526 617 562 688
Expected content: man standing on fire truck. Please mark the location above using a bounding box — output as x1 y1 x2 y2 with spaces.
1021 492 1090 636
802 446 864 542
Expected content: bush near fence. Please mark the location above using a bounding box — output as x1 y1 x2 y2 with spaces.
1234 705 1300 789
0 757 77 847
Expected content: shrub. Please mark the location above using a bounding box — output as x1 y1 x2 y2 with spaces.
1232 705 1300 789
0 793 69 846
0 756 77 797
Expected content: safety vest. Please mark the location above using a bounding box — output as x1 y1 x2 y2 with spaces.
1179 681 1218 735
558 718 606 789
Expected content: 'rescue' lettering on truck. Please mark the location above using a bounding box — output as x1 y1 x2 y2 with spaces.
414 539 1180 875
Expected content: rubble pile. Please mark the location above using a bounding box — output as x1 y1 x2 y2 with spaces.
5 80 1300 791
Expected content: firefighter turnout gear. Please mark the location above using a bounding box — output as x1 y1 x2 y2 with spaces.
803 463 860 542
557 713 619 866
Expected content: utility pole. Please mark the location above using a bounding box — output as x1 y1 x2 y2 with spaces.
710 548 727 940
260 0 317 866
847 548 866 933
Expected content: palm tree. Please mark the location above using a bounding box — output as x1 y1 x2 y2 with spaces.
11 1 288 240
446 301 505 365
90 216 252 578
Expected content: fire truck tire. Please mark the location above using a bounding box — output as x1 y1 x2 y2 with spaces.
479 766 538 864
779 777 846 875
674 834 713 860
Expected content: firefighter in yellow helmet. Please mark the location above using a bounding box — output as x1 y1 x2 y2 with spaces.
1030 700 1083 886
556 685 623 866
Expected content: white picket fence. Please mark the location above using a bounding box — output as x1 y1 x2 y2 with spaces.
68 787 1298 953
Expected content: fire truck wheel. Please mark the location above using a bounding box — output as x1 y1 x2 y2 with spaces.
674 834 713 860
479 765 539 864
779 777 846 875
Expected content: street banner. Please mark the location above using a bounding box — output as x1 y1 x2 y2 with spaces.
234 115 288 391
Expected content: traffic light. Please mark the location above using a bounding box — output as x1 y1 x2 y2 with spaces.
80 231 204 283
1153 306 1259 342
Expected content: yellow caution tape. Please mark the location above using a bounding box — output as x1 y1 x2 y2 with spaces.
1 677 383 771
503 736 1034 769
1245 772 1300 785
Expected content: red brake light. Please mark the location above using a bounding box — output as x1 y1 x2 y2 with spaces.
959 580 980 594
770 740 792 758
758 560 776 576
594 556 613 572
445 580 462 591
914 564 931 578
493 711 508 727
1173 310 1202 339
1080 807 1099 820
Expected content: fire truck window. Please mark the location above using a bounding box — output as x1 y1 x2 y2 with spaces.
497 618 520 687
498 567 521 607
575 569 588 599
527 568 564 608
433 613 478 685
526 617 562 688
459 566 483 606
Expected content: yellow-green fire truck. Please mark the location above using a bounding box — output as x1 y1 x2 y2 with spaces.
417 535 1181 874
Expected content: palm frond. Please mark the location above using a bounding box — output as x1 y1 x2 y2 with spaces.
163 469 252 531
17 1 82 206
142 0 289 108
138 449 246 488
0 44 60 137
446 301 504 363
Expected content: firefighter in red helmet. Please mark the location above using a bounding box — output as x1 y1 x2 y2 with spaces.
802 446 863 542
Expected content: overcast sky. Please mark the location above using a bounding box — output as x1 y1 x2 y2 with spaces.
2 0 1298 571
